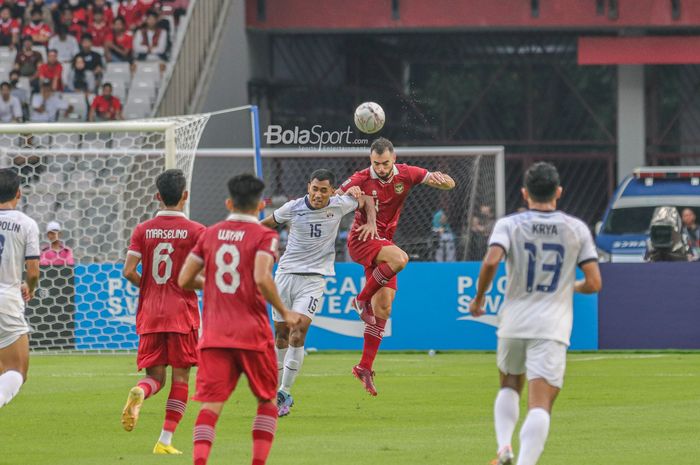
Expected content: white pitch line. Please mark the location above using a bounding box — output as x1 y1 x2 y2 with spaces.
569 354 667 362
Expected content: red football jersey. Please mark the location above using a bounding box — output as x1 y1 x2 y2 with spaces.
88 22 113 46
0 18 19 36
38 62 63 90
341 163 428 240
91 95 122 119
22 22 52 41
128 211 205 335
190 213 279 352
113 31 134 51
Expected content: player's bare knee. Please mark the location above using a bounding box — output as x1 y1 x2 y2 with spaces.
289 330 307 347
390 250 409 271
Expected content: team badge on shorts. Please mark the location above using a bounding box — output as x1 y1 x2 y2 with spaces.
394 182 404 194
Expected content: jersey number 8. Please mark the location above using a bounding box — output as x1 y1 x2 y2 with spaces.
215 244 241 294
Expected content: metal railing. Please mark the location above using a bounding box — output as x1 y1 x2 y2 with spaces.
155 0 231 117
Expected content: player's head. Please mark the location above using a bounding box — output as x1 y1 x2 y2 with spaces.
682 208 696 227
0 168 21 205
307 168 335 209
226 173 266 214
523 162 562 206
369 137 396 181
155 169 188 209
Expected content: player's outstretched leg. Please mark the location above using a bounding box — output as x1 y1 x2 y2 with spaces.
352 246 408 325
252 401 278 465
122 372 163 432
154 368 190 454
353 288 392 396
193 405 220 465
0 334 29 409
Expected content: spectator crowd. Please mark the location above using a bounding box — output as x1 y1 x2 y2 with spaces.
0 0 188 123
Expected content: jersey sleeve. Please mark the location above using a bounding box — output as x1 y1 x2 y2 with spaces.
576 222 598 266
272 200 295 225
257 229 280 260
189 228 207 263
24 219 40 260
407 165 429 186
339 170 366 192
338 194 360 216
127 223 143 258
488 218 511 255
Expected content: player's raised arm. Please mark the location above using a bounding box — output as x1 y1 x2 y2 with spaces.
469 245 505 317
261 215 278 228
574 261 602 294
178 254 205 290
253 251 300 327
424 171 456 190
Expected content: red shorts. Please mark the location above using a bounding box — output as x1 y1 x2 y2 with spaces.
136 330 198 370
348 236 398 290
194 346 277 402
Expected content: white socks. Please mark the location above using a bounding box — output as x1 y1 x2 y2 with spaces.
494 387 520 451
280 346 305 394
158 430 173 446
275 346 288 385
517 408 550 465
0 370 23 408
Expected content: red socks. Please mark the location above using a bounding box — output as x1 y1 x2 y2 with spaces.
251 403 278 465
163 381 188 433
359 317 387 370
137 376 162 399
193 408 219 465
358 263 396 302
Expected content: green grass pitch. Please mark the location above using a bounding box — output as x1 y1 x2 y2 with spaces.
0 352 698 464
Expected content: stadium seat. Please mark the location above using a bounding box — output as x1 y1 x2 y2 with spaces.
123 101 151 119
0 46 13 61
134 61 161 81
126 88 154 104
110 81 128 101
130 80 157 99
0 62 13 79
103 63 132 87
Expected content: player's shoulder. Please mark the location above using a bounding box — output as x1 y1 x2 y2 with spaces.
556 211 591 235
9 210 38 229
330 194 358 207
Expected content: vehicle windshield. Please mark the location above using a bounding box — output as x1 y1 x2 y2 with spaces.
602 206 700 235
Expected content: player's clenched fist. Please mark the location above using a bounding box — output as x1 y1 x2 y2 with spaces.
468 296 486 317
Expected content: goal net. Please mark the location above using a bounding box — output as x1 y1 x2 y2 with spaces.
196 146 505 262
0 115 210 351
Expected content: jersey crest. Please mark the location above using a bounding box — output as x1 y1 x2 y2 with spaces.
394 182 405 194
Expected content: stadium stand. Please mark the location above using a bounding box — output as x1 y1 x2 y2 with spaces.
0 0 189 122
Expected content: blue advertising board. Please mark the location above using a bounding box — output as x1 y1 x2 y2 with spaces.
72 262 598 351
309 262 598 350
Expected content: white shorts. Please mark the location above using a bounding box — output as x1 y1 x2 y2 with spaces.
271 273 325 323
0 312 30 350
497 338 567 389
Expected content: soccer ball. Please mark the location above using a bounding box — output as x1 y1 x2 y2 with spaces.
354 102 385 134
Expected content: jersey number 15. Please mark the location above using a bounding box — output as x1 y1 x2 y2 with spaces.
524 242 564 293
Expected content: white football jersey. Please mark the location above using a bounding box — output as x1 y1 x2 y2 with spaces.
274 195 358 276
489 210 597 346
0 210 40 317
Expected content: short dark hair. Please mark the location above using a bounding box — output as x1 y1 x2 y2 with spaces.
102 82 112 89
31 6 42 16
309 168 336 187
370 137 394 155
0 168 20 203
81 33 93 42
524 162 560 202
0 81 9 89
227 174 265 211
155 169 186 206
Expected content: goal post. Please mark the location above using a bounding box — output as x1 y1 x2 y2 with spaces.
195 145 505 261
